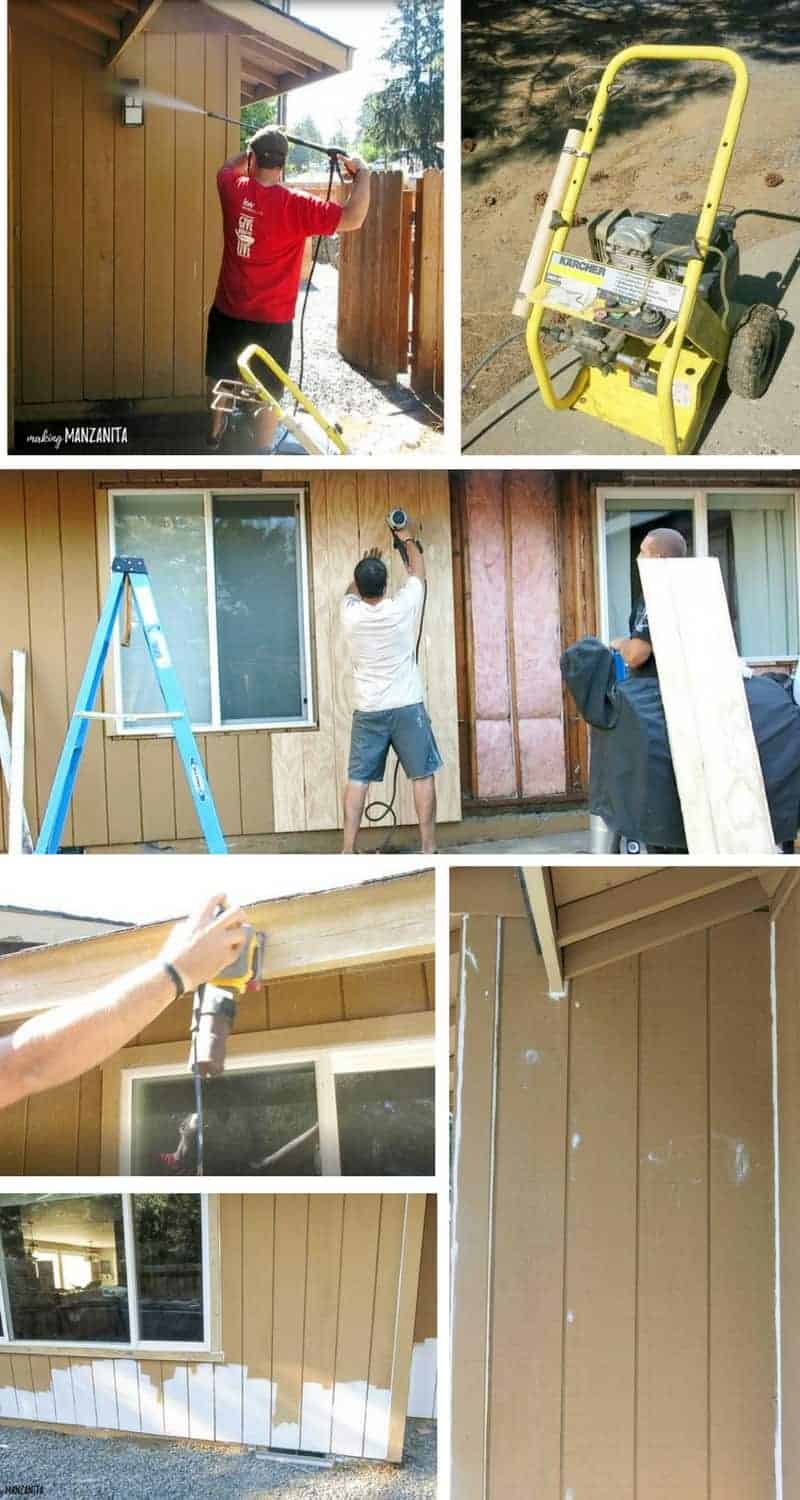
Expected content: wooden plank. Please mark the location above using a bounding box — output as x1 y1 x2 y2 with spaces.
24 475 72 840
70 1358 97 1427
18 36 54 404
203 36 229 327
776 880 800 1495
187 1361 214 1441
558 866 758 945
342 960 428 1021
138 1361 164 1435
214 1195 243 1443
300 1195 344 1454
173 32 205 397
552 868 649 906
636 932 709 1495
561 958 638 1499
268 973 343 1029
106 0 165 67
94 490 143 846
272 1196 309 1449
558 475 597 797
114 1359 141 1431
397 189 414 371
24 1080 80 1173
161 1363 189 1438
138 738 177 843
364 1196 406 1459
519 867 564 994
50 1358 76 1424
302 479 340 831
205 734 243 838
76 1067 103 1172
8 651 32 852
411 171 443 397
11 1356 36 1421
417 469 461 823
52 42 85 401
385 1196 426 1464
242 1194 273 1446
30 1355 56 1424
327 472 361 821
564 877 768 980
0 476 35 852
143 33 176 397
83 58 115 401
0 1356 18 1419
708 914 775 1495
0 871 434 1019
92 1358 119 1430
237 731 275 835
45 1 120 42
485 919 567 1500
639 557 774 854
450 914 498 1500
112 36 146 397
331 1196 381 1456
58 472 109 847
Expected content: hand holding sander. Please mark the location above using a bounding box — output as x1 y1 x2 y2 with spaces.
189 922 267 1077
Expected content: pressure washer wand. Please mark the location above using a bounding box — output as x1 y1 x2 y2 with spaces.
205 110 348 161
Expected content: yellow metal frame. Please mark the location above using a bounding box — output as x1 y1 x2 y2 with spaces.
526 45 749 455
237 343 349 455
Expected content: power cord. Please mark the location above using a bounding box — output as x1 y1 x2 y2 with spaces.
274 153 337 456
190 993 206 1177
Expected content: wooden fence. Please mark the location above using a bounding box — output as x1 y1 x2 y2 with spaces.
411 171 444 399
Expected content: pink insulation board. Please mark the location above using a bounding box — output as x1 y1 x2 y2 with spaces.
507 476 565 722
466 479 512 721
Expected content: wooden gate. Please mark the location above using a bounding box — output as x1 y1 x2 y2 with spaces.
411 170 444 398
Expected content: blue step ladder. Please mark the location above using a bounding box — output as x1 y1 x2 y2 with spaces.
36 556 227 854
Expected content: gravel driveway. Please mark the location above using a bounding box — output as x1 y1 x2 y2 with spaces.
0 1420 436 1500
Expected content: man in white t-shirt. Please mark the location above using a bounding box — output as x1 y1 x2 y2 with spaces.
340 517 442 853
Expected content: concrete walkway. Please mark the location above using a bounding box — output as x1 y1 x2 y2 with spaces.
463 226 800 456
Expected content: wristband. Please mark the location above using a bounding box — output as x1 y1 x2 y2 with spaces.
163 961 187 998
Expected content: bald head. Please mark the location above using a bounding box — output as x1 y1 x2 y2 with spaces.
639 527 688 560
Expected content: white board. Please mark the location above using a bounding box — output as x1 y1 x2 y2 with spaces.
638 557 775 855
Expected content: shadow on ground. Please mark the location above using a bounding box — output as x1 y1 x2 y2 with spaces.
463 0 800 179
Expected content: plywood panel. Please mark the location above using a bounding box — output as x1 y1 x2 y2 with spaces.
272 1196 309 1449
242 1194 273 1447
637 932 709 1497
486 917 567 1500
364 1196 405 1458
332 1196 381 1456
450 914 499 1499
708 913 775 1496
143 33 176 397
215 1194 243 1444
300 1195 343 1454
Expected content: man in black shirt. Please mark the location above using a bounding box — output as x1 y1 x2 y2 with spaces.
611 526 688 675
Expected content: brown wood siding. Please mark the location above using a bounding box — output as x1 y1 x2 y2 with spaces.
452 907 776 1499
0 470 460 847
0 956 433 1175
0 1193 428 1462
10 19 240 413
777 881 800 1496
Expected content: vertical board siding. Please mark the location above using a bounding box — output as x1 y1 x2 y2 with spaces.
11 24 233 411
452 910 776 1499
0 1195 428 1462
0 472 460 848
410 170 444 398
777 883 800 1497
0 957 431 1173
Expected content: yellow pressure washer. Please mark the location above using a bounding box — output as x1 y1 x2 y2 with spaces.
212 344 349 456
524 45 781 455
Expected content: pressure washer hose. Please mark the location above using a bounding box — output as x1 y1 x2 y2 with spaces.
274 153 337 455
363 577 428 853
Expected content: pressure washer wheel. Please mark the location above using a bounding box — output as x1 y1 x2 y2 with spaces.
727 303 781 400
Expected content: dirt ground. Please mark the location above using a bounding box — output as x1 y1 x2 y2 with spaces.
462 0 800 425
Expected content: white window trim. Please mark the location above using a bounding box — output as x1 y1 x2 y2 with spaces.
595 486 800 664
0 1194 211 1355
106 487 315 734
120 1038 436 1177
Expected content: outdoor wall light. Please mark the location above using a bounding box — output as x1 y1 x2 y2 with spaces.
121 80 143 127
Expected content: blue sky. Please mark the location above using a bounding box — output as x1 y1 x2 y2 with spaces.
287 2 397 139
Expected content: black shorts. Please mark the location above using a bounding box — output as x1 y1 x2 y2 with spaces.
205 304 292 399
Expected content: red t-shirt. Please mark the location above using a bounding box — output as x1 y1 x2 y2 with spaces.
214 167 344 324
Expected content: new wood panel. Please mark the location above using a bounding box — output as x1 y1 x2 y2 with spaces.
452 904 776 1499
0 956 432 1174
0 1195 428 1462
338 175 407 381
0 471 460 848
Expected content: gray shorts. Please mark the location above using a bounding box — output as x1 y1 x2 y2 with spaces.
348 703 443 784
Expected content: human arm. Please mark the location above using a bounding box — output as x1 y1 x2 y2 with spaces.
0 895 248 1112
219 149 250 175
337 156 371 232
393 516 426 582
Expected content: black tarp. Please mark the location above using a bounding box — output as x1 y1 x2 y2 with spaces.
561 637 800 849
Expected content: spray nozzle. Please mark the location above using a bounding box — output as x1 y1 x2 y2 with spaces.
387 508 409 531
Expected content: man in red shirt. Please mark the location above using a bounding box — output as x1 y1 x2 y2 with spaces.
207 125 371 451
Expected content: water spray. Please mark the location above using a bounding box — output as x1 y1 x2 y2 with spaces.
112 82 349 163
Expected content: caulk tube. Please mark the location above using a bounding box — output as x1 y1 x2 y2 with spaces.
513 125 584 318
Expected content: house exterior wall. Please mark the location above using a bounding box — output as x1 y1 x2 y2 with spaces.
452 882 776 1499
0 953 433 1175
776 879 800 1497
0 1193 429 1462
10 16 241 416
0 469 460 848
408 1193 437 1419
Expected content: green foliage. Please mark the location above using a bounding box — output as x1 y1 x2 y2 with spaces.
239 97 277 150
286 114 326 175
358 0 443 169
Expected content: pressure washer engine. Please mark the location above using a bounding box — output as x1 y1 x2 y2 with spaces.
550 208 740 397
188 923 266 1172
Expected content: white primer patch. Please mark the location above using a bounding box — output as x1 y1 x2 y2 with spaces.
71 1361 96 1428
363 1385 391 1459
50 1363 76 1426
271 1419 301 1450
408 1339 437 1418
330 1379 369 1456
137 1363 163 1437
243 1374 272 1448
300 1379 333 1455
113 1359 140 1433
733 1141 751 1185
91 1358 118 1431
186 1362 214 1441
214 1361 244 1443
566 1310 575 1326
524 1049 541 1065
161 1363 189 1440
571 1132 582 1151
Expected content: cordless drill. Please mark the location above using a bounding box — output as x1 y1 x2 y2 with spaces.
386 508 424 567
188 924 267 1078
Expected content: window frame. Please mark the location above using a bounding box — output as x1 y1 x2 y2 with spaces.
0 1193 213 1356
120 1037 436 1178
595 487 800 664
106 486 315 734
